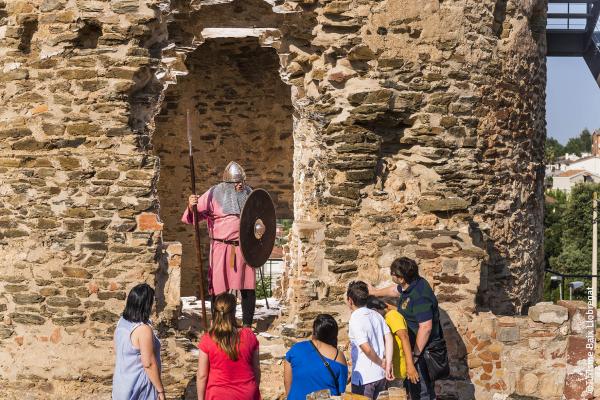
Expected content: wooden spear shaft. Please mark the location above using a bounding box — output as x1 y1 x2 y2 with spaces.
187 109 208 330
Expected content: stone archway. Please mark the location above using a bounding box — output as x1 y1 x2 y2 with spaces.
153 33 294 298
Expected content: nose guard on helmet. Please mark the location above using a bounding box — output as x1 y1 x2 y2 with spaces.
222 161 246 183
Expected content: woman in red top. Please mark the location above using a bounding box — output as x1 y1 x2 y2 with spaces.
197 293 261 400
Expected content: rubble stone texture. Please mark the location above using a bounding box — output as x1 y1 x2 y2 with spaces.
0 0 580 399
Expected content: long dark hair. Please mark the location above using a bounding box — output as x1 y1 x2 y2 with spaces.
313 314 338 347
210 293 240 360
122 283 154 323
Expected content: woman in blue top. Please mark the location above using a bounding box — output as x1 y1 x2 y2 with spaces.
284 314 348 399
112 283 165 400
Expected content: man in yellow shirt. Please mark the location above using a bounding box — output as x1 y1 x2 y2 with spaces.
366 296 419 388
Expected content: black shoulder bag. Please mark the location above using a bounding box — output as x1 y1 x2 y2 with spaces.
310 341 341 395
421 309 450 381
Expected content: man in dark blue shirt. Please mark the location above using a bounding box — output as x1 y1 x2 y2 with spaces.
369 257 440 400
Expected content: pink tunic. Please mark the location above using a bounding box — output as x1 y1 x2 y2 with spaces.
181 188 256 295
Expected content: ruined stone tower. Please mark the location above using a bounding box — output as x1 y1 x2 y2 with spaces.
0 0 576 399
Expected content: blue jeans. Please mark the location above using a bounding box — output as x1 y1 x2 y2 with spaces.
407 357 436 400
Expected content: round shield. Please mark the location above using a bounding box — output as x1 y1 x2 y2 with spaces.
239 188 277 268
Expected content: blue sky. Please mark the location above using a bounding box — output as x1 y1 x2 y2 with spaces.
546 57 600 144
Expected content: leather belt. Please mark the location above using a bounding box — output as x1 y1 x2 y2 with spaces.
210 237 239 246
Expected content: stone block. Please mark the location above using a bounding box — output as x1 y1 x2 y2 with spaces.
325 248 358 263
63 219 84 232
518 372 539 395
66 287 90 298
328 263 357 273
347 89 393 106
37 218 60 229
63 207 94 218
563 372 589 400
85 230 109 242
96 170 120 180
3 229 29 238
52 316 86 326
65 122 100 136
0 326 14 339
347 44 375 61
13 293 44 305
4 284 28 293
61 69 98 80
46 297 81 308
417 197 469 212
62 267 92 279
90 310 119 323
557 300 596 336
566 335 588 366
330 184 361 199
496 325 519 343
39 287 59 297
528 302 568 325
97 291 126 300
415 249 439 259
57 156 81 170
136 213 164 232
9 313 45 325
0 127 32 139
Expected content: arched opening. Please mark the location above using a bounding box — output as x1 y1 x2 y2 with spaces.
153 36 294 303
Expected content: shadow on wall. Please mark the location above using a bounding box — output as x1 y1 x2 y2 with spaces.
438 308 475 400
469 219 531 316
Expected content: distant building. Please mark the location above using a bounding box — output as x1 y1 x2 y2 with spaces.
545 151 595 178
593 130 600 156
563 155 600 177
552 169 600 192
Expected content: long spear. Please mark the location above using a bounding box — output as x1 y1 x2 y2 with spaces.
187 109 208 330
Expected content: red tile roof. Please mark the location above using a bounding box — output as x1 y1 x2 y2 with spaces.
556 169 588 177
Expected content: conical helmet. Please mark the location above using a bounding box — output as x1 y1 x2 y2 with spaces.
222 161 246 183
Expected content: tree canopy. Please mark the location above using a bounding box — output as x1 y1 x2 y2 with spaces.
545 185 599 302
545 128 593 163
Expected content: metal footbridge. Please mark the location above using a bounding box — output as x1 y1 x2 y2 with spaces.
547 0 600 83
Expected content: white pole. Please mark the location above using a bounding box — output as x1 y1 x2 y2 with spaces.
569 285 573 301
559 281 562 301
593 192 598 309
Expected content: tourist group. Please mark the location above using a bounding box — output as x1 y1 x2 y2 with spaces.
111 257 447 400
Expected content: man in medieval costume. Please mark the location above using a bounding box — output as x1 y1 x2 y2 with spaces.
181 161 256 326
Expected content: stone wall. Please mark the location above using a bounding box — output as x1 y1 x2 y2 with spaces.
455 301 597 400
0 0 167 391
153 36 293 296
292 301 598 400
0 0 555 398
281 0 546 336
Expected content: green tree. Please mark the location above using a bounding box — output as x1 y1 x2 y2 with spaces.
550 183 600 292
561 128 593 156
580 128 592 153
544 190 567 266
545 137 564 164
564 137 583 156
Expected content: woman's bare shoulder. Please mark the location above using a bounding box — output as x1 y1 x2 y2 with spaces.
335 348 347 366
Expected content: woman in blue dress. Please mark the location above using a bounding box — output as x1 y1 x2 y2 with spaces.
284 314 348 399
112 283 165 400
